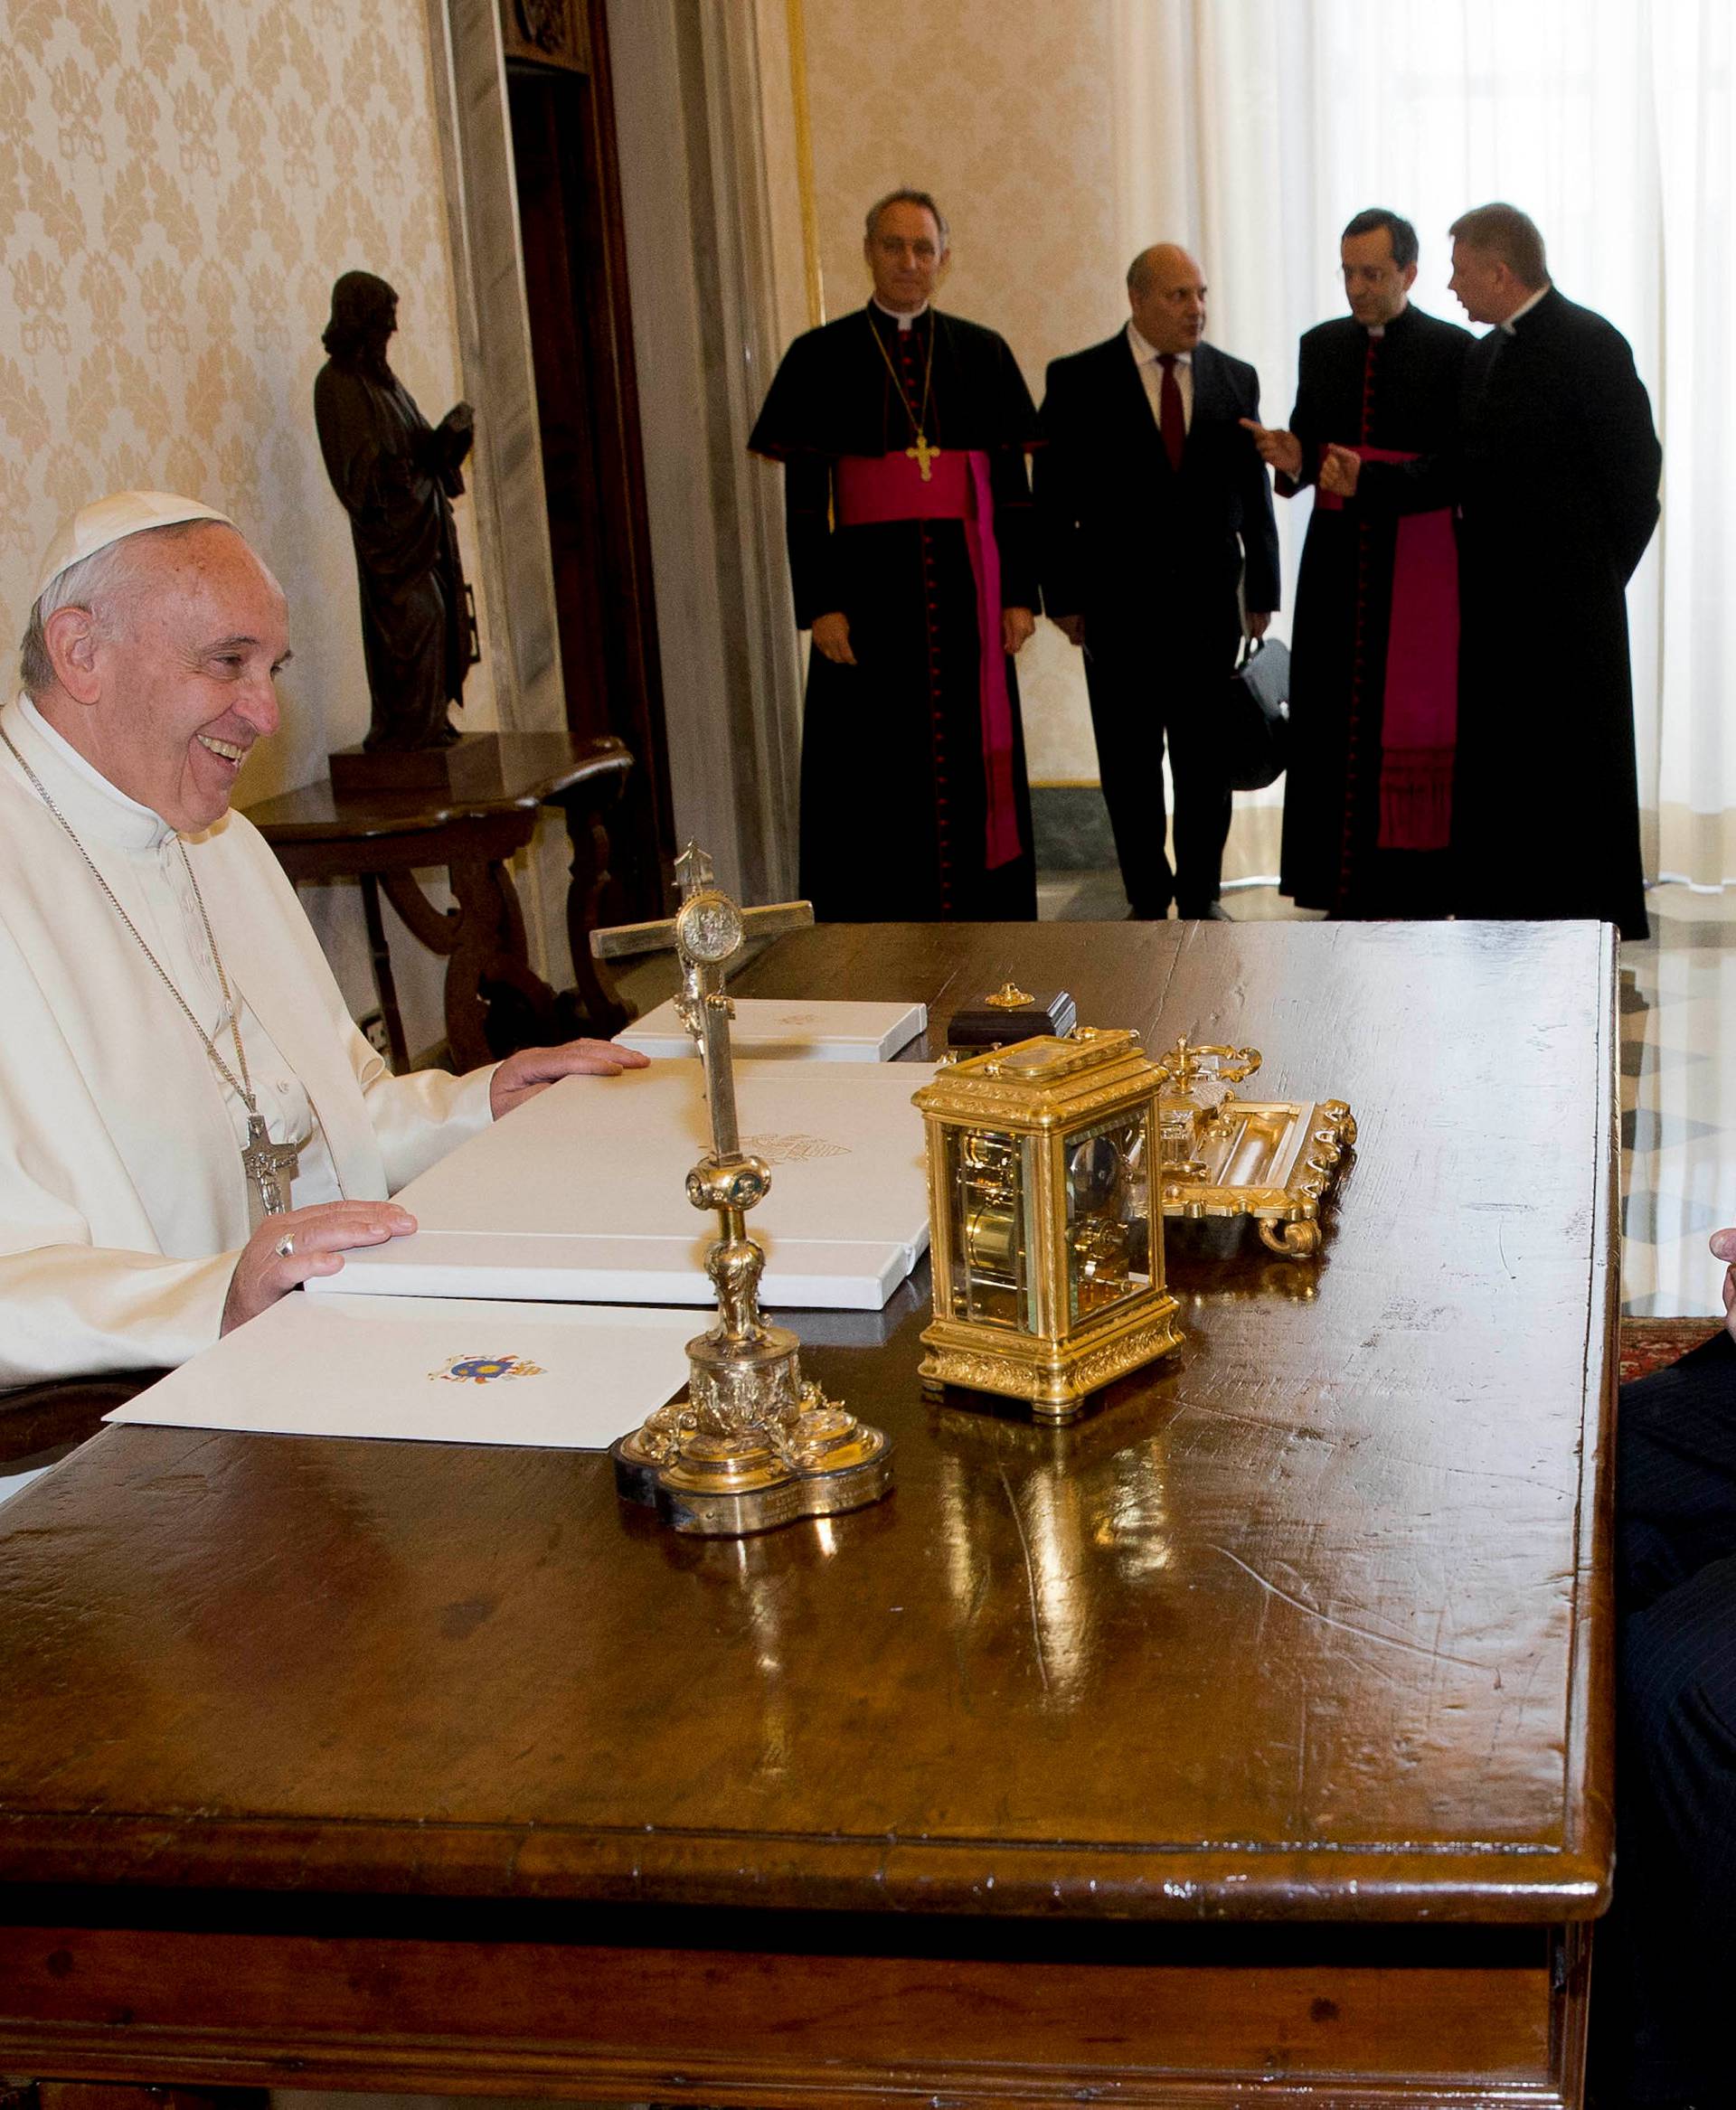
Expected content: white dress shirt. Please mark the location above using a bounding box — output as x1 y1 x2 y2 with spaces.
1127 320 1194 433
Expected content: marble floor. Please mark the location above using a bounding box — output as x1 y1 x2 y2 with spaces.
1037 870 1732 1320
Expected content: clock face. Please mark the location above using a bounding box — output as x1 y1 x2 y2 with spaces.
676 891 745 965
1065 1130 1123 1215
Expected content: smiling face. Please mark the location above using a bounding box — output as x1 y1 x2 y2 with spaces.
864 199 947 313
1340 226 1415 325
40 523 291 832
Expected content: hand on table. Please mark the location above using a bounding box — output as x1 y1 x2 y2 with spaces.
490 1037 651 1120
1002 606 1036 655
1713 1227 1736 1343
1239 419 1304 481
222 1201 418 1334
810 611 856 665
1319 443 1363 498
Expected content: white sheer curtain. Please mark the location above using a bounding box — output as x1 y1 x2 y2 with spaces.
1114 0 1735 887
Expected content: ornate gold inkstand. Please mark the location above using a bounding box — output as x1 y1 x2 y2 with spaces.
591 847 893 1536
1155 1037 1355 1258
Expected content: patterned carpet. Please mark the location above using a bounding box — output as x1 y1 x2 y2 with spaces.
1619 1316 1721 1384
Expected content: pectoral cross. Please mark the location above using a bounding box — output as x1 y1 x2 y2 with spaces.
242 1114 299 1216
906 431 939 482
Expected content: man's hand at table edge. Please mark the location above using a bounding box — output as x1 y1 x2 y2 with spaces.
490 1037 652 1121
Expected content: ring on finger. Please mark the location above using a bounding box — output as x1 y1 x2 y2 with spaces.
274 1233 296 1258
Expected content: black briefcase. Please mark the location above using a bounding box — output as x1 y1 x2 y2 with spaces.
1222 635 1290 791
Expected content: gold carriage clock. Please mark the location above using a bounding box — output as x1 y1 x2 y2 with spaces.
912 1029 1184 1423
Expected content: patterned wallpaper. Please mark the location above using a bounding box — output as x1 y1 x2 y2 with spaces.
0 0 495 805
801 0 1120 784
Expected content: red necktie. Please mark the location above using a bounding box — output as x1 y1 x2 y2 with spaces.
1157 352 1185 472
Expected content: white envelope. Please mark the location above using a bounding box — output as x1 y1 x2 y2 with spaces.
312 1060 934 1311
617 996 926 1063
108 1292 697 1450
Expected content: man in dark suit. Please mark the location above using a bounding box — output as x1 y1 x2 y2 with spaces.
1037 243 1279 920
1585 1222 1736 2107
1323 203 1659 938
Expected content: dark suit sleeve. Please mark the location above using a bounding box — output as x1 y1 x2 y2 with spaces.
1276 337 1322 498
1583 328 1661 582
1033 362 1084 620
1237 366 1281 613
988 335 1042 610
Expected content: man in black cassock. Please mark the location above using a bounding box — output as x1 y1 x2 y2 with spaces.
1324 203 1659 938
1244 210 1470 918
748 189 1040 922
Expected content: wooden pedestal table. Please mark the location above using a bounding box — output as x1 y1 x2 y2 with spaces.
244 731 635 1071
0 921 1617 2109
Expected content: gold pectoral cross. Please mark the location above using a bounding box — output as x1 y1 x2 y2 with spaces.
906 431 939 482
243 1114 300 1217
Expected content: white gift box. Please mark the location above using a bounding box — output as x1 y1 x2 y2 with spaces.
311 1060 933 1312
616 996 926 1063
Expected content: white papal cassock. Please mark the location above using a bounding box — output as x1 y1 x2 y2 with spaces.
0 692 495 1385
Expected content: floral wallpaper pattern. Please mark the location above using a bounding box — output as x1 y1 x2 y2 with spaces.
0 0 493 799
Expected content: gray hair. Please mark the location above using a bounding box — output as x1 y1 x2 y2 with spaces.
19 519 217 698
864 188 948 249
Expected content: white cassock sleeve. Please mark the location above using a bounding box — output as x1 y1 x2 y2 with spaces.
0 804 503 1389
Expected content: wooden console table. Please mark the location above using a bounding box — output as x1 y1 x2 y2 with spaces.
244 732 636 1071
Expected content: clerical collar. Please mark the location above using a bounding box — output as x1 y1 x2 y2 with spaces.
1500 283 1551 335
3 691 174 852
1127 320 1191 367
871 297 929 333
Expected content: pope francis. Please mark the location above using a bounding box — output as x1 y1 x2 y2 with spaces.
0 491 647 1387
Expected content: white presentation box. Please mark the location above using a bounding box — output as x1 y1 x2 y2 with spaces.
311 1060 933 1312
617 997 927 1063
108 1292 697 1451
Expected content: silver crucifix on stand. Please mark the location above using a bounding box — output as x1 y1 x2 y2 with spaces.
590 844 893 1537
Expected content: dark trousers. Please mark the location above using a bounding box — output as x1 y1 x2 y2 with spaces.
1081 615 1242 919
1590 1329 1736 2106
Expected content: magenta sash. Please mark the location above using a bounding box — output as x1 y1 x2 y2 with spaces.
834 449 1023 870
1316 444 1458 852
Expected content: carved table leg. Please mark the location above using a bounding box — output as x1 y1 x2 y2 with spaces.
550 780 633 1035
357 872 410 1073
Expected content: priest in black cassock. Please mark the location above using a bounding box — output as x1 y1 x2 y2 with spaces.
749 189 1040 922
1323 203 1659 939
1244 210 1470 918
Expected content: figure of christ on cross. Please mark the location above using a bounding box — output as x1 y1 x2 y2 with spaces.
242 1116 300 1218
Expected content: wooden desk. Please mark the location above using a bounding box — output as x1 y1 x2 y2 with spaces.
0 921 1617 2109
244 732 636 1071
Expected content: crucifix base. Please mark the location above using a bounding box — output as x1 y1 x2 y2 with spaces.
611 1317 893 1538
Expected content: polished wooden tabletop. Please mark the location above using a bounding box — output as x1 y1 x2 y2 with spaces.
0 920 1616 1928
242 730 631 843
